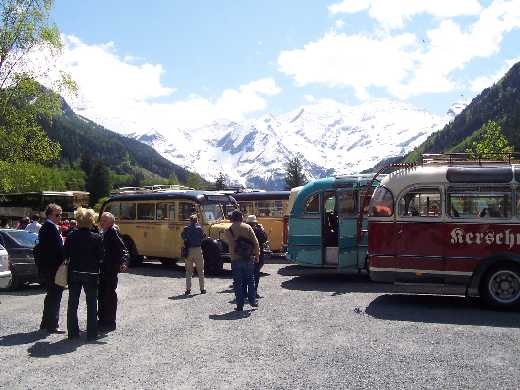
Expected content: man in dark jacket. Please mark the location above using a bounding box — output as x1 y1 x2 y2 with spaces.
181 214 207 295
246 215 268 298
98 212 128 331
38 203 65 333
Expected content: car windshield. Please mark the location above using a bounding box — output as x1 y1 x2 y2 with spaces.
5 230 38 248
202 203 225 223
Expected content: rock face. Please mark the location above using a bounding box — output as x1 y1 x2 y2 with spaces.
131 99 466 189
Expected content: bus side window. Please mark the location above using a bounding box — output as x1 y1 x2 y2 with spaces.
338 190 357 216
104 202 121 219
398 188 441 217
179 202 196 221
137 203 155 220
448 186 511 219
304 194 320 214
120 203 136 220
156 203 168 220
168 203 177 221
257 201 272 217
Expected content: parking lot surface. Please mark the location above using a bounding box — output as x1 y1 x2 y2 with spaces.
1 260 520 390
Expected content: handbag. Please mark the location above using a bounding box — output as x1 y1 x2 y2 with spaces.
54 260 69 288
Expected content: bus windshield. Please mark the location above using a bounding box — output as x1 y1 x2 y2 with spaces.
203 203 225 223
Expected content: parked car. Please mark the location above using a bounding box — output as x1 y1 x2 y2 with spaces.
0 244 11 289
0 229 39 290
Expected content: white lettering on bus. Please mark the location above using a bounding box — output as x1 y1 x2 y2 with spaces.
450 228 520 248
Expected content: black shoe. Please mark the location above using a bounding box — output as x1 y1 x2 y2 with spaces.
68 333 80 340
47 328 65 334
235 306 243 312
200 289 207 294
251 303 259 308
184 290 191 295
86 335 98 342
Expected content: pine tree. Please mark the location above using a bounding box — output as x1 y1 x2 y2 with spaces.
86 161 112 205
466 120 514 160
285 156 307 189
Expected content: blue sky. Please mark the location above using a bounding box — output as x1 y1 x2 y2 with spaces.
49 0 520 134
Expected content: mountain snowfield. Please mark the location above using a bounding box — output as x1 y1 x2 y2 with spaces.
130 99 467 189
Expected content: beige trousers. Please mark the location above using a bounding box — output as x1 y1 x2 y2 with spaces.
185 247 205 291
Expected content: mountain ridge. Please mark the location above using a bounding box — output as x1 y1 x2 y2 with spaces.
131 99 466 189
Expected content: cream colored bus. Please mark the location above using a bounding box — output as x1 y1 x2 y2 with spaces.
100 190 237 274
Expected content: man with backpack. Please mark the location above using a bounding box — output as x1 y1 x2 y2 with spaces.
245 215 268 298
224 210 260 312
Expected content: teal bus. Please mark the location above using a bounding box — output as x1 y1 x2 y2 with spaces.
287 175 379 270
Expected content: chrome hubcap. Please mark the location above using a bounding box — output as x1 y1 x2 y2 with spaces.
489 270 520 304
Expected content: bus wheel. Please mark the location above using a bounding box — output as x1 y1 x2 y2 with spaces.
481 264 520 310
202 238 223 275
122 236 144 267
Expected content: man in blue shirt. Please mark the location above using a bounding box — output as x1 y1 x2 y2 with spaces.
181 214 206 295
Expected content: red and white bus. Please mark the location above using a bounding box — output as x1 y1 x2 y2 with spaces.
367 158 520 309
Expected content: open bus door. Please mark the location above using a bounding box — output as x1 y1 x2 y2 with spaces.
336 188 359 269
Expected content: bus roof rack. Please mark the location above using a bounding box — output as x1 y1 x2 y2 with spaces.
422 153 520 166
110 184 195 195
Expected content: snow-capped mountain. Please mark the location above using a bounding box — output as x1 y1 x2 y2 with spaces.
130 99 467 189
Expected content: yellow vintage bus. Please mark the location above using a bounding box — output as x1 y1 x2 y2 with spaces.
100 189 237 274
232 191 291 253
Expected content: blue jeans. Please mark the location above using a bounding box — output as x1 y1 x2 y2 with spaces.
67 272 98 339
232 260 256 308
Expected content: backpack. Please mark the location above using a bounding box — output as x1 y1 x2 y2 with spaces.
252 224 267 245
228 227 254 260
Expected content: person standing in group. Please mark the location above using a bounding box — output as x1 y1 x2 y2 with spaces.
181 214 206 295
98 212 128 332
17 216 30 230
38 204 65 333
223 210 260 311
65 208 104 341
25 214 42 234
245 215 268 298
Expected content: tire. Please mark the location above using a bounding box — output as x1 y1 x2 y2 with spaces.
201 238 223 275
481 263 520 310
122 236 144 267
5 271 21 290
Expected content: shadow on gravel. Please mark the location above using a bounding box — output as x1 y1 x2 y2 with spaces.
209 310 253 320
129 262 234 279
0 330 48 346
28 337 107 358
265 254 289 265
168 294 195 300
365 294 520 328
280 272 374 295
0 284 45 296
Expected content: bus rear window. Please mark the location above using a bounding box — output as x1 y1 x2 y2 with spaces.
369 187 394 217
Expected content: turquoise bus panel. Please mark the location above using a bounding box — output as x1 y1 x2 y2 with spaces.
287 217 321 266
338 216 358 269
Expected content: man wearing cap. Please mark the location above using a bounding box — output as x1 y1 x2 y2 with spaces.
245 215 268 298
181 214 206 295
223 210 260 311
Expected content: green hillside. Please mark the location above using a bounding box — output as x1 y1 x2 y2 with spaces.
406 61 520 161
44 98 205 186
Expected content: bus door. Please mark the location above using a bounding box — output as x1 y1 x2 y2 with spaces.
288 192 321 266
322 191 339 266
337 188 360 269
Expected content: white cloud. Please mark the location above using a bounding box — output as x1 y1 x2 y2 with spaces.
280 0 520 99
334 19 345 29
470 56 520 92
278 31 418 100
40 35 280 135
328 0 482 30
304 94 316 102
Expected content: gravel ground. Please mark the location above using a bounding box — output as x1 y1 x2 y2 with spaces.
1 259 520 390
